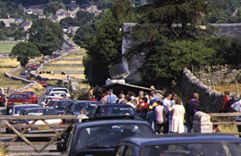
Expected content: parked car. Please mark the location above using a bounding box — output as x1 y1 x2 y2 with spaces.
7 93 33 114
94 104 136 118
26 64 40 70
20 107 62 133
0 93 6 106
64 100 99 117
47 87 71 98
49 91 69 98
49 99 73 115
23 91 38 104
11 104 40 116
63 118 154 156
115 134 241 156
6 104 40 133
41 95 67 107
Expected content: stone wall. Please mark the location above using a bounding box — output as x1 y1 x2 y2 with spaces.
179 68 224 113
194 65 241 85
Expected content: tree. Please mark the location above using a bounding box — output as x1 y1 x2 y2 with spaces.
59 17 77 28
29 19 64 56
11 42 41 66
0 21 5 29
74 24 95 48
141 40 215 85
76 10 95 25
44 1 66 15
82 0 136 85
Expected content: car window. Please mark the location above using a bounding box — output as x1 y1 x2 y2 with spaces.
10 94 28 99
115 145 125 156
140 143 241 156
75 124 153 150
15 106 39 115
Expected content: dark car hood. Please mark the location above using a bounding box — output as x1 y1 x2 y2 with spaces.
74 148 115 156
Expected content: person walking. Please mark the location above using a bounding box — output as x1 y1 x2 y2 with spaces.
170 97 185 133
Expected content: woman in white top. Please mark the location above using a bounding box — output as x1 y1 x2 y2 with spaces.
170 97 185 133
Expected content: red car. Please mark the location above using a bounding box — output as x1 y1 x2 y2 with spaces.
7 93 34 113
23 91 38 104
0 94 6 106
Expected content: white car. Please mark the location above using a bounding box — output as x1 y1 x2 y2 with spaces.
21 108 63 133
41 95 66 107
47 87 71 98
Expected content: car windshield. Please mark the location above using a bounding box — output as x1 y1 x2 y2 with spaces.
76 124 152 150
98 106 135 116
53 101 72 109
141 143 241 156
73 102 98 115
14 105 39 115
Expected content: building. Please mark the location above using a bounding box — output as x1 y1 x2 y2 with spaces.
0 19 16 27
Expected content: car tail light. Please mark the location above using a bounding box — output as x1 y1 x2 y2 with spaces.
60 121 64 125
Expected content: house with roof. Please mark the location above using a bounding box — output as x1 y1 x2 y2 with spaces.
19 21 32 31
0 18 16 27
55 9 70 22
24 5 44 17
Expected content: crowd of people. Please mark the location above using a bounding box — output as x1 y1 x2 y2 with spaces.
88 88 201 134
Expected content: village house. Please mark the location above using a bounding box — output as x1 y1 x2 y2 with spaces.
0 18 16 27
24 5 45 18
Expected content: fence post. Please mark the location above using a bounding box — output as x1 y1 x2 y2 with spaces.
192 111 213 133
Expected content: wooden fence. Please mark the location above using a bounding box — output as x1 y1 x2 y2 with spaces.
209 112 241 135
0 115 77 153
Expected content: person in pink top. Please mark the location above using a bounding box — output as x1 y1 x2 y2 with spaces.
155 101 167 134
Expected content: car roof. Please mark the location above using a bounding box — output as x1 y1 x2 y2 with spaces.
75 119 151 129
98 103 133 107
119 134 241 147
23 107 53 111
13 104 39 107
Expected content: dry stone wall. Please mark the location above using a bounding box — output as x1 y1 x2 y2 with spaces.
179 68 224 113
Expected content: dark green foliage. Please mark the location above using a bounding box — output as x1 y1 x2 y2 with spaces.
204 37 241 65
29 19 64 56
207 0 241 23
141 40 215 85
78 0 136 85
59 17 77 28
0 21 5 29
74 24 95 48
11 42 41 66
0 0 26 18
44 1 66 15
76 11 95 25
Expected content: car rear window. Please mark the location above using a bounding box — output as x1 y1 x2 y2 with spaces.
141 143 241 156
10 94 28 99
99 106 135 116
75 124 153 150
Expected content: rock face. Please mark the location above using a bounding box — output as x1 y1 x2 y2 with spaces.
180 68 224 113
192 111 213 133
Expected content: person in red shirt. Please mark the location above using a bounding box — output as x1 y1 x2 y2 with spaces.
223 91 230 112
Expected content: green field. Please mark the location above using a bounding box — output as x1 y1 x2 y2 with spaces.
0 42 17 53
